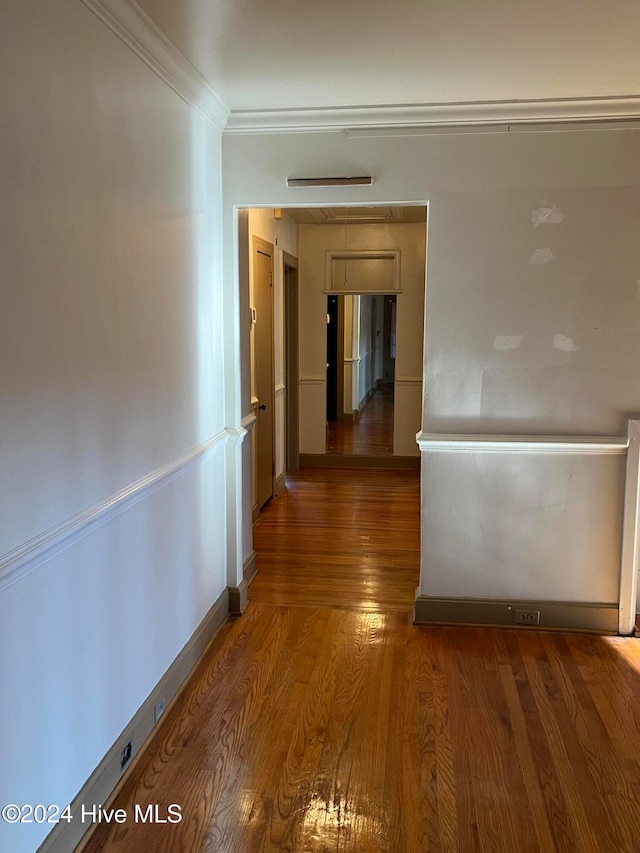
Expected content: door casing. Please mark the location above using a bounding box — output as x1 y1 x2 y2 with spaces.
284 251 299 472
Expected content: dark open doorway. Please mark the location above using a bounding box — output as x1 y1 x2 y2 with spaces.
326 295 339 422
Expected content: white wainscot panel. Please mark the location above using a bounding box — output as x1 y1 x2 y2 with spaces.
0 448 227 853
420 450 625 603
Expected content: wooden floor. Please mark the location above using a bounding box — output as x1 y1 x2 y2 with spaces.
82 469 640 853
326 385 394 455
251 468 420 611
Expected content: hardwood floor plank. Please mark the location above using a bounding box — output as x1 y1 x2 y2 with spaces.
543 636 639 801
499 661 556 853
261 611 348 851
550 636 640 852
502 631 579 853
298 612 396 852
204 607 332 853
519 634 604 853
344 613 401 852
251 469 420 613
326 386 394 456
452 631 537 853
584 675 640 772
404 627 457 853
382 612 409 853
81 468 640 853
443 640 482 852
86 608 270 850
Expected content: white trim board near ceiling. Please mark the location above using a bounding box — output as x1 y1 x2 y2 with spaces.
79 0 640 136
224 98 640 134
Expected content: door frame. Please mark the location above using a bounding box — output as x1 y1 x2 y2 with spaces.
283 251 299 472
336 296 346 422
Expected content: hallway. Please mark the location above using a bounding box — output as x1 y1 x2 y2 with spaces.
326 386 395 456
82 470 640 853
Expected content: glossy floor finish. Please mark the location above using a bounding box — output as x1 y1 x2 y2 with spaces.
81 615 640 852
326 385 394 455
81 470 640 853
251 468 420 611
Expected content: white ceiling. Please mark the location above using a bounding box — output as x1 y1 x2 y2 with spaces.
136 0 640 113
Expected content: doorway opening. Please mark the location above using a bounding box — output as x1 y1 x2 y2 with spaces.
239 204 427 520
326 294 396 456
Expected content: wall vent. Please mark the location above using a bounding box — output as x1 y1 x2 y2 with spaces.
286 176 373 188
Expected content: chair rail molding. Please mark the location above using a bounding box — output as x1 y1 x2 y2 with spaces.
226 426 248 447
0 430 230 594
241 412 258 430
80 0 229 131
415 432 629 455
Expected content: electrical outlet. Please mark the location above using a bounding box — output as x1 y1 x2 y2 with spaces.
120 740 132 771
514 609 541 626
154 699 166 723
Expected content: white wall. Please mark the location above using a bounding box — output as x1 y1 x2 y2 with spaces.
296 222 426 455
222 126 640 610
1 3 227 850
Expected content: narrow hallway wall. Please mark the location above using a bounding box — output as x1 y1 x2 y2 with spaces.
1 2 228 850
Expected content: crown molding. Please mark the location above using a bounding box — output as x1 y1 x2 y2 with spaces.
224 95 640 135
80 0 229 132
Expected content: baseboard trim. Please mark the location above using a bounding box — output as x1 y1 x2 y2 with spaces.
41 588 230 853
244 550 258 583
275 472 286 496
300 453 420 470
228 551 258 616
358 387 374 414
252 503 260 524
413 595 619 634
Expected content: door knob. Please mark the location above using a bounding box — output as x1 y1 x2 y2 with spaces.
259 404 267 411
